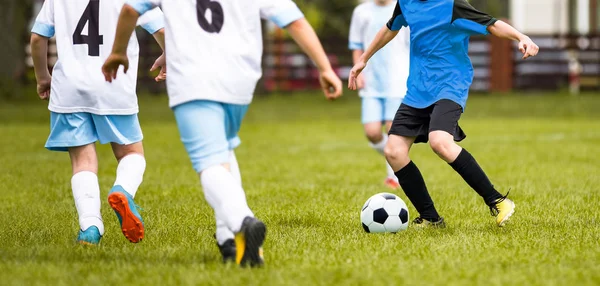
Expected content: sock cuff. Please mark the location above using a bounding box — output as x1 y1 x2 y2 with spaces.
369 133 388 149
72 171 98 186
449 148 470 169
120 153 146 165
394 160 416 180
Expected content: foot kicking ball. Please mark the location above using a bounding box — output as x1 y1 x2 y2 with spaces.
361 193 409 233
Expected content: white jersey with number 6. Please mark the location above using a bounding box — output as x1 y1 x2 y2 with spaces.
32 0 164 115
127 0 304 107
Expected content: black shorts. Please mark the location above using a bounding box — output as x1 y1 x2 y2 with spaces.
389 99 466 144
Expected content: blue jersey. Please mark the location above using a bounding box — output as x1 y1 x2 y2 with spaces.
386 0 497 109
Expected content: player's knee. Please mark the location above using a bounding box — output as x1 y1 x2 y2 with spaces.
429 135 453 159
384 142 408 164
364 124 383 143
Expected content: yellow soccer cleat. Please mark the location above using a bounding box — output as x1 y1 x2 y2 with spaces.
234 217 266 267
489 194 515 227
412 217 446 229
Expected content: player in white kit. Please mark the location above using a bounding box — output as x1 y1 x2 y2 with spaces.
349 0 410 189
30 0 165 245
102 0 342 267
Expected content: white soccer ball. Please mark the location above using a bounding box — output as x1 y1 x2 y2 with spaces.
361 193 409 233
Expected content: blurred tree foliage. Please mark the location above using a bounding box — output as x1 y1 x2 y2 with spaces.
294 0 357 38
293 0 508 38
0 0 35 98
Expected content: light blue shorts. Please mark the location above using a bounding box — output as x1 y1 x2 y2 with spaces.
45 112 143 152
361 97 403 124
172 100 249 173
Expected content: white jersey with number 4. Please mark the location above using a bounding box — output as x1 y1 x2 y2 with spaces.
127 0 304 107
32 0 164 115
349 1 410 99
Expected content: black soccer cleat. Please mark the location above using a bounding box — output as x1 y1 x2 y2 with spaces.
234 217 266 267
217 238 236 263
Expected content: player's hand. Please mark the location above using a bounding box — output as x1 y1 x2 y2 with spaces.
348 61 366 90
319 69 343 100
102 53 129 83
518 36 539 59
356 73 365 90
37 77 51 100
150 53 167 82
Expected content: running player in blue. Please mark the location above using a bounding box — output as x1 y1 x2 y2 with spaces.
349 0 539 227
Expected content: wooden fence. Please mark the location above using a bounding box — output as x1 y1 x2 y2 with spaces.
25 31 600 94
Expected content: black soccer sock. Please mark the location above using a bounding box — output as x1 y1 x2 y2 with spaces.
449 149 503 205
395 161 440 221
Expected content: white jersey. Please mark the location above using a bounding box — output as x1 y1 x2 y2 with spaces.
32 0 164 115
127 0 304 107
349 1 410 98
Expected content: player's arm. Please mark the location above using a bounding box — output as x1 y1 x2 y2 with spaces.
451 0 538 59
348 2 404 90
348 7 365 90
285 19 342 100
488 21 539 59
30 33 52 100
348 26 399 90
150 28 167 82
30 0 55 100
102 4 141 82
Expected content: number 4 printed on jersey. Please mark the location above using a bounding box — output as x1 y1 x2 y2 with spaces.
197 0 224 33
73 0 104 56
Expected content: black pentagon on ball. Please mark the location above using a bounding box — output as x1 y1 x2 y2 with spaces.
399 208 409 224
381 193 397 200
373 208 389 224
362 222 370 233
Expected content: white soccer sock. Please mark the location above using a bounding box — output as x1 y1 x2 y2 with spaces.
229 150 242 187
201 165 254 233
71 171 104 235
369 133 397 180
214 150 242 244
215 215 235 245
113 154 146 198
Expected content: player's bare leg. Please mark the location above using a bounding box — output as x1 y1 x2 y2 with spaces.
385 135 445 227
69 143 103 245
428 131 514 226
108 142 146 242
365 121 399 189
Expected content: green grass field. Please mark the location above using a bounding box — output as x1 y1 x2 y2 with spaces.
1 91 599 285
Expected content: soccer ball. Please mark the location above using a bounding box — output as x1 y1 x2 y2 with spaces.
361 193 409 233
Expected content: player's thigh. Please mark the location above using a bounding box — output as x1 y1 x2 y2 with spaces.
388 103 431 143
361 97 385 125
172 100 230 173
91 114 144 150
45 112 98 152
429 99 466 142
223 103 249 151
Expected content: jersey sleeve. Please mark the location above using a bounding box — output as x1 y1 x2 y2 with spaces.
386 2 408 31
259 0 304 28
451 0 497 35
137 7 165 34
31 0 55 38
126 0 161 15
348 7 364 50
